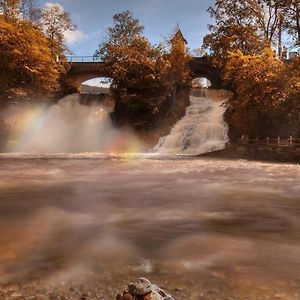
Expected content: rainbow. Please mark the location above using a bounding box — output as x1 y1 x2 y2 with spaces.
5 104 50 153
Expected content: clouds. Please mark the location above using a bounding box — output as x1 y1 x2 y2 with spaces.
43 2 87 46
64 29 87 45
44 2 64 12
40 0 215 55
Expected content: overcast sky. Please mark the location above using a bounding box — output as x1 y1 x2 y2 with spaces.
40 0 215 56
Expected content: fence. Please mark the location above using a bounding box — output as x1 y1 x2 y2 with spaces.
239 136 300 147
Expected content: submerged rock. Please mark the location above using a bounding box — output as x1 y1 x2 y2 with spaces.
116 278 174 300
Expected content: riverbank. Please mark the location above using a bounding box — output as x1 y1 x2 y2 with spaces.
1 268 299 300
201 144 300 164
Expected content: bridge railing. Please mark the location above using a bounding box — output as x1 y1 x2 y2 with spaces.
67 55 207 63
67 56 103 63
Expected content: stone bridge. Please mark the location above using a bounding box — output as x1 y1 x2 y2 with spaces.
66 55 223 90
188 56 222 88
66 56 107 89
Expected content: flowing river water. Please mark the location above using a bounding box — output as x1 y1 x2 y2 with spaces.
1 92 300 299
0 155 300 299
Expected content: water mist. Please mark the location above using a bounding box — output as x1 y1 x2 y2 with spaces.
8 94 138 154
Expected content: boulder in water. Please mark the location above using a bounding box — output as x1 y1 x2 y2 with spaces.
116 278 174 300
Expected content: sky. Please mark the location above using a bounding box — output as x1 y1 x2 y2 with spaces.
40 0 215 56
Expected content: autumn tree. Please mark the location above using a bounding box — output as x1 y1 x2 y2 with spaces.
0 0 20 20
203 0 294 65
204 0 300 140
283 0 300 47
96 10 144 59
39 2 77 87
0 0 40 21
0 15 59 100
223 49 300 139
253 0 286 45
0 0 79 103
96 11 174 127
20 0 40 22
40 3 75 65
203 0 264 67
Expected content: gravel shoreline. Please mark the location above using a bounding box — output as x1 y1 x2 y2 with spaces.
1 267 299 300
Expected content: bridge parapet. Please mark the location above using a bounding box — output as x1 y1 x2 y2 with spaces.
67 56 102 63
66 57 107 89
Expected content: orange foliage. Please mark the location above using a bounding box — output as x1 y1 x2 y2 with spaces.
168 29 191 88
0 16 60 99
105 36 173 126
224 49 300 138
97 11 191 128
224 49 287 110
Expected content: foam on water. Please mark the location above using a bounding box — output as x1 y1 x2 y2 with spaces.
155 89 229 155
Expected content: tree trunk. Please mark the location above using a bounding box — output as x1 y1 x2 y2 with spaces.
296 6 300 45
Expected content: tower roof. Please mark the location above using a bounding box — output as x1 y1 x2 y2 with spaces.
171 28 187 44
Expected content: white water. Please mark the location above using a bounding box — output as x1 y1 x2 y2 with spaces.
12 94 124 154
155 89 229 155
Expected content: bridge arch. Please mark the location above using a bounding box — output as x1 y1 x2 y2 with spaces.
65 56 224 91
189 57 223 89
191 77 212 88
66 71 107 90
66 60 109 90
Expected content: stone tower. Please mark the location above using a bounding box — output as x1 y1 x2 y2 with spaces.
170 28 187 55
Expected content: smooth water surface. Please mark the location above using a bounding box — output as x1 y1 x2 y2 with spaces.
1 155 300 299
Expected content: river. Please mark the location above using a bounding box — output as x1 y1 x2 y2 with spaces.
0 154 300 299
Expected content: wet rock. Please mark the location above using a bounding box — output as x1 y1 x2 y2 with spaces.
81 293 89 300
117 278 174 300
129 278 152 296
117 291 135 300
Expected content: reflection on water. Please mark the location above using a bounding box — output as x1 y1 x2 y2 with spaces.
0 155 300 298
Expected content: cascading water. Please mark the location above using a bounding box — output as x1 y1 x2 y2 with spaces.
8 94 136 154
155 89 229 155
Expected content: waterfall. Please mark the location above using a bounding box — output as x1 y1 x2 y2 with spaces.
155 89 229 155
11 94 122 154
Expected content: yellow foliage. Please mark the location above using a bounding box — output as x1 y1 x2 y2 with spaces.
0 16 60 99
224 48 285 109
104 36 174 126
168 37 191 88
224 48 300 138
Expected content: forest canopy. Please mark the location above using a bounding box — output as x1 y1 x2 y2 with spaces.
95 10 190 128
0 0 76 101
203 0 300 140
0 16 59 98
